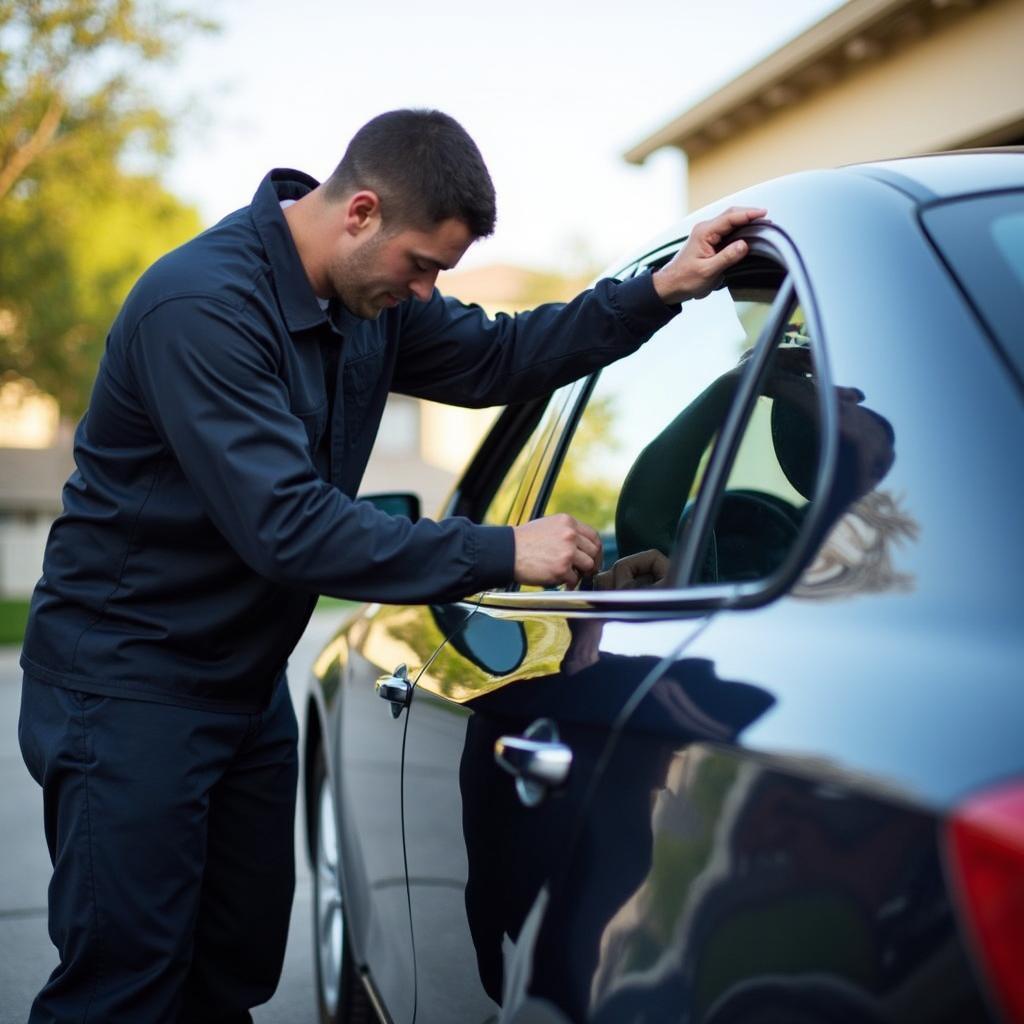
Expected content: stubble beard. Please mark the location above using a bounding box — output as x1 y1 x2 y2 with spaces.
329 231 388 320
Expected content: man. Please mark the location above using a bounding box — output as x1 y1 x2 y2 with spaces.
18 108 763 1022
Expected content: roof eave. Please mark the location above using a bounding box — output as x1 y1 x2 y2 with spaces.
625 0 934 164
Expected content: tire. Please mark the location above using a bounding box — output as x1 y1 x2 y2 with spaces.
311 746 374 1024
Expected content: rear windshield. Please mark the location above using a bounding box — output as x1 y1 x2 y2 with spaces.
922 190 1024 385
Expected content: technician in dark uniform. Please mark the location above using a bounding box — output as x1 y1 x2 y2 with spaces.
17 108 763 1022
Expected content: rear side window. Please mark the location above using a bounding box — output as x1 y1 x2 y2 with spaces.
923 190 1024 385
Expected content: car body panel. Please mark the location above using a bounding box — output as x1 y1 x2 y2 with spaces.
325 601 454 1024
305 152 1024 1024
853 149 1024 199
502 158 1023 1022
528 735 989 1023
403 605 711 1022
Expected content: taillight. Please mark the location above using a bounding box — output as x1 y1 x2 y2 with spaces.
947 781 1024 1023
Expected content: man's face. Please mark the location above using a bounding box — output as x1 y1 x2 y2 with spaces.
329 216 475 319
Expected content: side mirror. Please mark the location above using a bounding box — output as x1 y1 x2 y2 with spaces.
360 491 421 523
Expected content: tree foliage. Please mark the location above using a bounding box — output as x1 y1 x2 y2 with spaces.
0 1 213 417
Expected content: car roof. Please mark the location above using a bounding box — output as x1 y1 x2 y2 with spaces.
613 148 1024 274
849 148 1024 201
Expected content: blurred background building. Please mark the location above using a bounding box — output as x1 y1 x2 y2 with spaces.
626 0 1023 208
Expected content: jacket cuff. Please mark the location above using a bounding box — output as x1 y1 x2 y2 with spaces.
470 524 517 590
610 272 682 334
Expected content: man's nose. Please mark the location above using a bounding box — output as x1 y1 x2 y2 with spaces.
409 270 438 302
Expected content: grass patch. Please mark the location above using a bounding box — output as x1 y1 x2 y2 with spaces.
315 596 359 611
0 598 30 646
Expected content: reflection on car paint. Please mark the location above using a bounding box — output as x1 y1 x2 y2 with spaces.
530 738 984 1023
794 488 921 599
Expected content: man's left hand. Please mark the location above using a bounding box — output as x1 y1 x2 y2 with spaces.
652 206 767 304
593 548 670 590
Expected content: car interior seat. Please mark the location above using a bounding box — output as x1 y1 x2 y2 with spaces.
613 350 822 586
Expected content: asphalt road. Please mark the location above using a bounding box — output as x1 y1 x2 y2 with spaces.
0 609 343 1024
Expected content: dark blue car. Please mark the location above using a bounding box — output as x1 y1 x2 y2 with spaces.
304 149 1024 1024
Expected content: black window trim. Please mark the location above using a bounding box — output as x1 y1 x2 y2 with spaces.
507 379 588 530
444 261 640 528
672 276 797 585
712 230 839 606
475 224 839 614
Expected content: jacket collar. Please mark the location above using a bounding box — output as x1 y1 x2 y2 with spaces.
250 168 331 333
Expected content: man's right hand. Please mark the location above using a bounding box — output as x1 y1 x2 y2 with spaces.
512 514 602 588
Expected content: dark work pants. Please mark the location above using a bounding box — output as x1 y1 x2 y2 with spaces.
18 674 299 1024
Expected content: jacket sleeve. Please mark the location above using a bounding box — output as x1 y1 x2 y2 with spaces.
126 296 514 602
391 272 681 407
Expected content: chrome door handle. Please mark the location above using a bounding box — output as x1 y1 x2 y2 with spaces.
495 718 572 807
495 737 572 785
376 663 411 719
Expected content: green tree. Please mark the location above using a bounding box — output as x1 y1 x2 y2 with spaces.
0 0 214 417
0 170 203 415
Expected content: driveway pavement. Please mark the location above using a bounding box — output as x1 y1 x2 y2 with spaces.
0 609 343 1024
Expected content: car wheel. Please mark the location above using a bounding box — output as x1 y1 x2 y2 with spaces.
312 746 373 1024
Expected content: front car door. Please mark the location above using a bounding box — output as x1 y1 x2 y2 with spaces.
325 383 575 1021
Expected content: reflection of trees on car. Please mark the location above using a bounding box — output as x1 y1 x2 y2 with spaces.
451 611 778 1011
580 749 937 1024
524 659 777 1021
618 750 741 962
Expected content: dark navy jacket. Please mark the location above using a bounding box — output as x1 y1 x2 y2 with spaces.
21 169 678 711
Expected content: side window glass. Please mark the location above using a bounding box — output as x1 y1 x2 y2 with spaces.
691 308 823 584
477 265 637 529
481 384 577 526
541 265 783 590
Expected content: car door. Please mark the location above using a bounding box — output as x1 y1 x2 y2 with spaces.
333 378 580 1022
401 252 792 1023
504 225 1015 1023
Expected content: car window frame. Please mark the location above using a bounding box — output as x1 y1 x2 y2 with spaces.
686 230 838 608
475 225 840 614
671 276 798 583
506 378 589 530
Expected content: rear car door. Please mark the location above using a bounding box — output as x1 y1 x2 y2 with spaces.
402 255 794 1023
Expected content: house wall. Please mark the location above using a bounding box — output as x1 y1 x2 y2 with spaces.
687 0 1024 209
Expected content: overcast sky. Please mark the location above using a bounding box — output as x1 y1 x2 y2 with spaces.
160 0 844 272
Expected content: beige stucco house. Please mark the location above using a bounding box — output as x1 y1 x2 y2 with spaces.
626 0 1024 210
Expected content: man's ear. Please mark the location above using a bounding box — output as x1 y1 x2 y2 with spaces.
343 190 382 237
